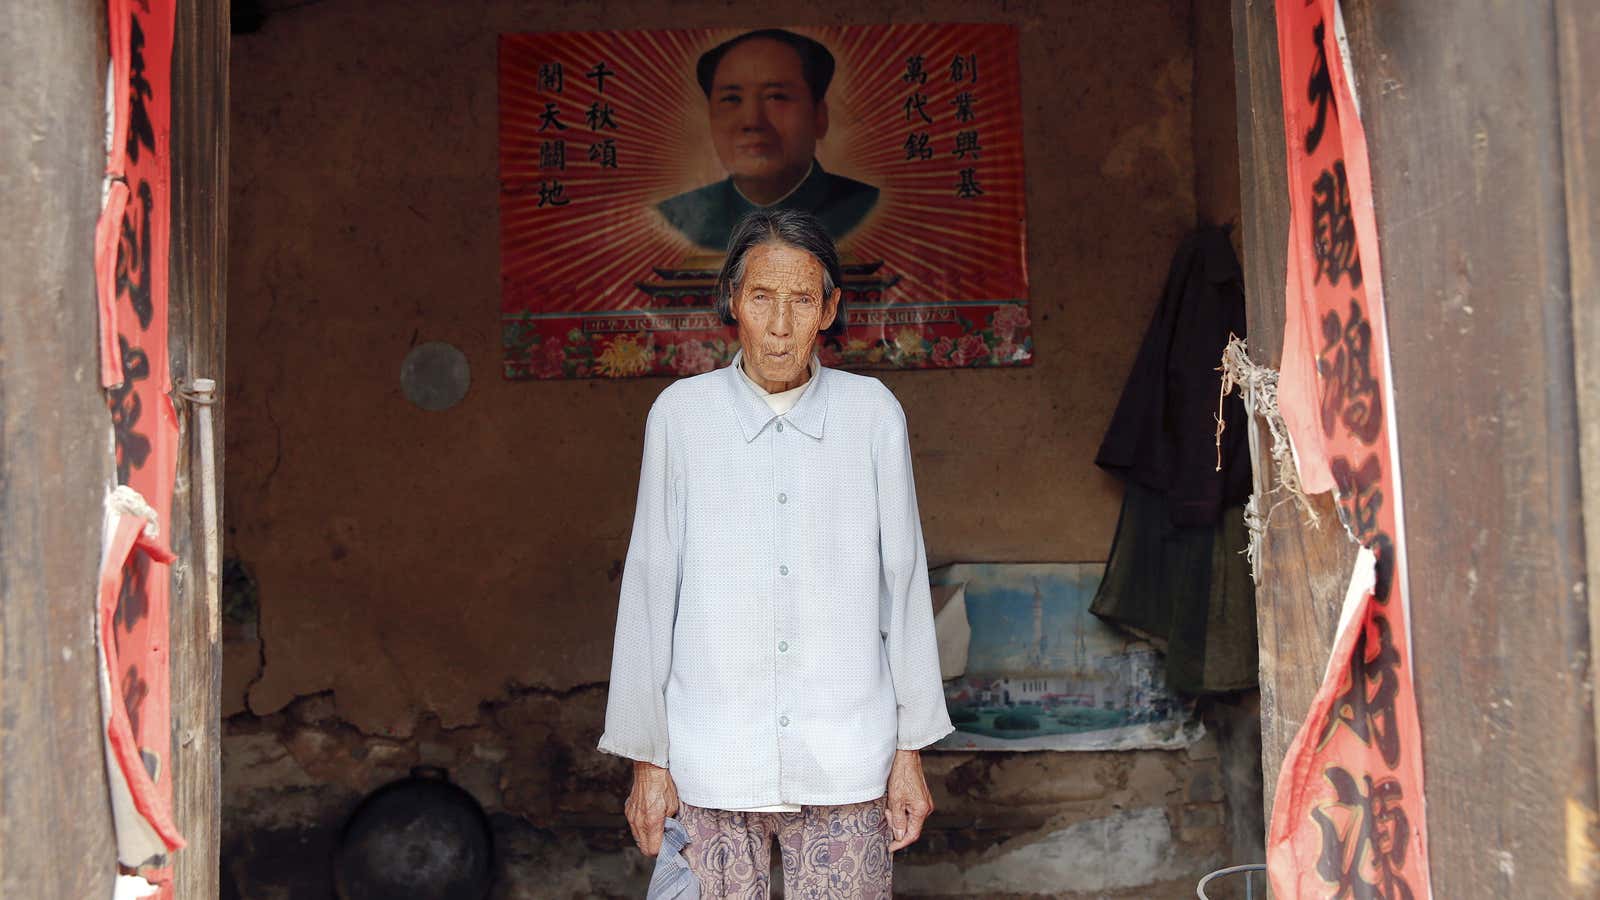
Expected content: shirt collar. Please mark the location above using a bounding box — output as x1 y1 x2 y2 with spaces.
724 350 830 442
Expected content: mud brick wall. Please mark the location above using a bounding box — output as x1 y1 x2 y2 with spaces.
222 1 1255 896
223 691 1234 898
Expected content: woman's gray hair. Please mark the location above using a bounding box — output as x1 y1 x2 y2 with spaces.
715 209 846 336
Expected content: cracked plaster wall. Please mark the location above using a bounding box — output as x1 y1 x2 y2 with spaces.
222 0 1253 895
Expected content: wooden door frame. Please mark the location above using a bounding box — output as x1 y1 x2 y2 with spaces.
1 2 228 895
1232 0 1600 893
0 3 123 892
168 0 229 896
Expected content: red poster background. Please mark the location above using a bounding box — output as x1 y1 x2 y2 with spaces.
97 0 186 887
499 24 1030 379
1266 1 1431 897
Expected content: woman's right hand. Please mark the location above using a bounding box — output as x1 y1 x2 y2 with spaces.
624 761 680 856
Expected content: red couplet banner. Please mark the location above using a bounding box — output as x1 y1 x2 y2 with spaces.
498 23 1031 380
97 0 186 889
1266 1 1432 898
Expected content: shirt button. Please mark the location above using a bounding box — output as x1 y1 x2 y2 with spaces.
778 641 789 652
778 492 787 504
776 422 785 433
779 565 789 576
779 715 790 727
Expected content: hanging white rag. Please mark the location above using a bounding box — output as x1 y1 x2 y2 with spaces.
646 816 700 900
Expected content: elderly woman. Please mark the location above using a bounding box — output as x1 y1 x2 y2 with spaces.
599 209 951 898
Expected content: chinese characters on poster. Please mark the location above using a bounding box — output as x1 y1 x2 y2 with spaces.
499 24 1030 379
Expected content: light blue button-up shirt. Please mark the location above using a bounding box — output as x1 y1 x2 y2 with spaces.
599 354 953 810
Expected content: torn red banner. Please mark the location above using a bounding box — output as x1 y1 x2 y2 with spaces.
95 178 130 389
99 506 184 860
98 0 185 889
1266 1 1432 897
95 0 133 388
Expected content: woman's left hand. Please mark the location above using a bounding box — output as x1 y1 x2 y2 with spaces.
884 749 934 852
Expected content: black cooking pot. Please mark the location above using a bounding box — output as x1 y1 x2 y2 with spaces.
333 766 494 900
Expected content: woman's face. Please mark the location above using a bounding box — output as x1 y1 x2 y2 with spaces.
731 242 839 392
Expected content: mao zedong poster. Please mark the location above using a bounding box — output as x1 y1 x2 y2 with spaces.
499 24 1030 379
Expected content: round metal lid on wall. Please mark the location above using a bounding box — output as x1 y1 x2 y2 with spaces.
400 341 470 411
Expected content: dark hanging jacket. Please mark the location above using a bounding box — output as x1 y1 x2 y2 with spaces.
1090 227 1257 695
1094 227 1251 524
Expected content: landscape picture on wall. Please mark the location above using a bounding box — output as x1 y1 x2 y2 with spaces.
930 563 1199 752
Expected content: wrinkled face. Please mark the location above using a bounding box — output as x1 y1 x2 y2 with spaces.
708 39 828 188
731 242 840 391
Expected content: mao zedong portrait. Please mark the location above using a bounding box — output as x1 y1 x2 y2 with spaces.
656 28 880 252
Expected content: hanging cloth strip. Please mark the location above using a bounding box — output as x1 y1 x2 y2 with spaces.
1092 227 1258 695
1263 0 1432 896
95 0 186 893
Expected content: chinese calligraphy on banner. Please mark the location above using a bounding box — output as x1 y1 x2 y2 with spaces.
499 24 1030 380
1266 2 1433 898
95 0 187 890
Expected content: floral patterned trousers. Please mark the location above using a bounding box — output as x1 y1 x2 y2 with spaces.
676 798 893 899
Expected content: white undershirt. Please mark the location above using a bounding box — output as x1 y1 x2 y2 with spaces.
738 354 819 416
727 353 819 812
